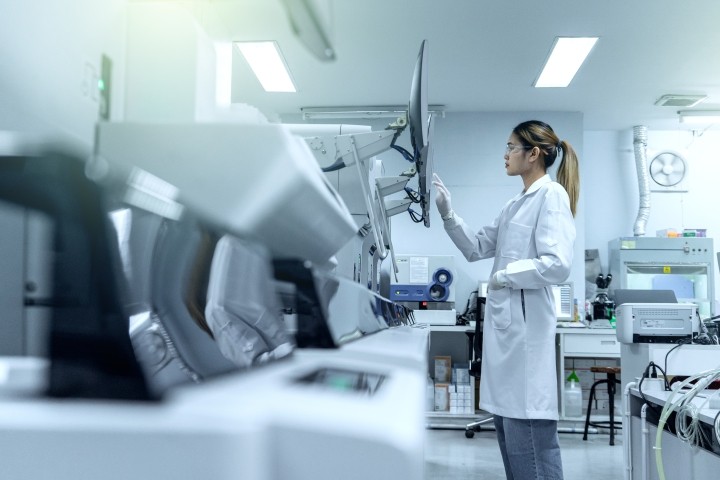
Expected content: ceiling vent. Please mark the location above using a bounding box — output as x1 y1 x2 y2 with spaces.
654 94 707 107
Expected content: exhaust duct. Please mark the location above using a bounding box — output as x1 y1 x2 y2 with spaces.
632 125 650 236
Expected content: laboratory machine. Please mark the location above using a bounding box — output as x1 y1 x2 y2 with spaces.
390 254 456 325
608 236 715 318
0 121 428 480
615 302 698 344
294 40 435 294
0 33 437 480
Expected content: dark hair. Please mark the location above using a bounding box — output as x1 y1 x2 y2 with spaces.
513 120 579 216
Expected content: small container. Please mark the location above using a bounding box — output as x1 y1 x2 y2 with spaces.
573 298 580 322
564 371 583 417
656 228 680 238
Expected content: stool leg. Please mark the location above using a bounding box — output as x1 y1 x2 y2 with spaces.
583 381 600 441
608 374 616 446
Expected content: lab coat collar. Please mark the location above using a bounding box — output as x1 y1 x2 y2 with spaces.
522 174 551 196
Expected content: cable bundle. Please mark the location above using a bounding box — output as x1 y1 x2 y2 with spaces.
654 366 720 480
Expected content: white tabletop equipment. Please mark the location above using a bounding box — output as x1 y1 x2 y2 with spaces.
616 302 698 344
0 125 428 479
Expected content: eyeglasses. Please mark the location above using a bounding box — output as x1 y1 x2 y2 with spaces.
505 143 531 155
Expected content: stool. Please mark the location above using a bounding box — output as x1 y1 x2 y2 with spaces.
582 366 622 445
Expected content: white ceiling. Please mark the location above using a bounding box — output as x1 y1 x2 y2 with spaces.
192 0 720 132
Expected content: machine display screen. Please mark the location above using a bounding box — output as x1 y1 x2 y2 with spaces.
295 368 385 395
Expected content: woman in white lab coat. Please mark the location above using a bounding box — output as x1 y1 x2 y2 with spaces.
433 120 578 480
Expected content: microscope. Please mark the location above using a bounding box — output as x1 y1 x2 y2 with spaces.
591 274 614 324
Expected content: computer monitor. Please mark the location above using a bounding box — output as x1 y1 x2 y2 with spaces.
551 283 573 320
407 39 433 227
613 289 677 306
408 39 429 154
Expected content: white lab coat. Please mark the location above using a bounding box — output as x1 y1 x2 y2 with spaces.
443 174 575 419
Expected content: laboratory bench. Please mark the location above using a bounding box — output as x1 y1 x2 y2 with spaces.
624 386 720 480
556 326 621 421
424 323 622 426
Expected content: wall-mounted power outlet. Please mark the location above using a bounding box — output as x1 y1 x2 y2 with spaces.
636 376 665 392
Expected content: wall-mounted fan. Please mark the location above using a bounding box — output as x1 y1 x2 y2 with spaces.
649 151 688 192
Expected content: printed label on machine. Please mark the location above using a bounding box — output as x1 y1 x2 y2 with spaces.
409 256 429 284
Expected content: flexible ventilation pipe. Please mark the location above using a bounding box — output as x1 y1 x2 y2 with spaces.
633 125 650 236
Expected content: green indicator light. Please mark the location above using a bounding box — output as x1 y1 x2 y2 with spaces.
98 79 105 91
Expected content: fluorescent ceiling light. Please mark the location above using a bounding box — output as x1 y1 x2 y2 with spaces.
534 37 598 88
235 41 296 93
678 110 720 124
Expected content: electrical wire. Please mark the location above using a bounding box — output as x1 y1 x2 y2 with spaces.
654 366 720 480
637 362 668 419
695 310 719 345
699 312 720 345
663 340 692 387
407 208 425 223
391 144 415 163
321 159 347 172
456 290 478 325
404 186 422 203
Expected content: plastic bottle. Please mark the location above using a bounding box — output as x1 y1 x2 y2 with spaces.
573 298 580 322
564 371 583 417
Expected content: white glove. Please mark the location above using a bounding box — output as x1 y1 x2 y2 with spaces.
432 173 453 219
488 270 508 290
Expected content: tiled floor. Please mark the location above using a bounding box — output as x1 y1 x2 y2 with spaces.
424 426 625 479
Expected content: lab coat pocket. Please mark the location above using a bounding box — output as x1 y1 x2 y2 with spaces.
502 221 533 260
487 287 511 330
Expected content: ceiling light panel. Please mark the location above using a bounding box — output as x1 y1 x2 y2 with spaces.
534 37 598 88
678 110 720 124
235 41 296 93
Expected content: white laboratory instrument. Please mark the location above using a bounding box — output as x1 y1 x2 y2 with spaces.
391 255 456 325
615 302 698 344
0 129 429 480
288 123 397 288
96 122 357 266
0 39 434 480
0 352 426 480
608 236 715 317
288 40 435 292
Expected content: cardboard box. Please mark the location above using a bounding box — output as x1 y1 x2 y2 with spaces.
434 356 452 382
434 383 449 411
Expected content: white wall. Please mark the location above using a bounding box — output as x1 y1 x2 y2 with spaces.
0 0 127 148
